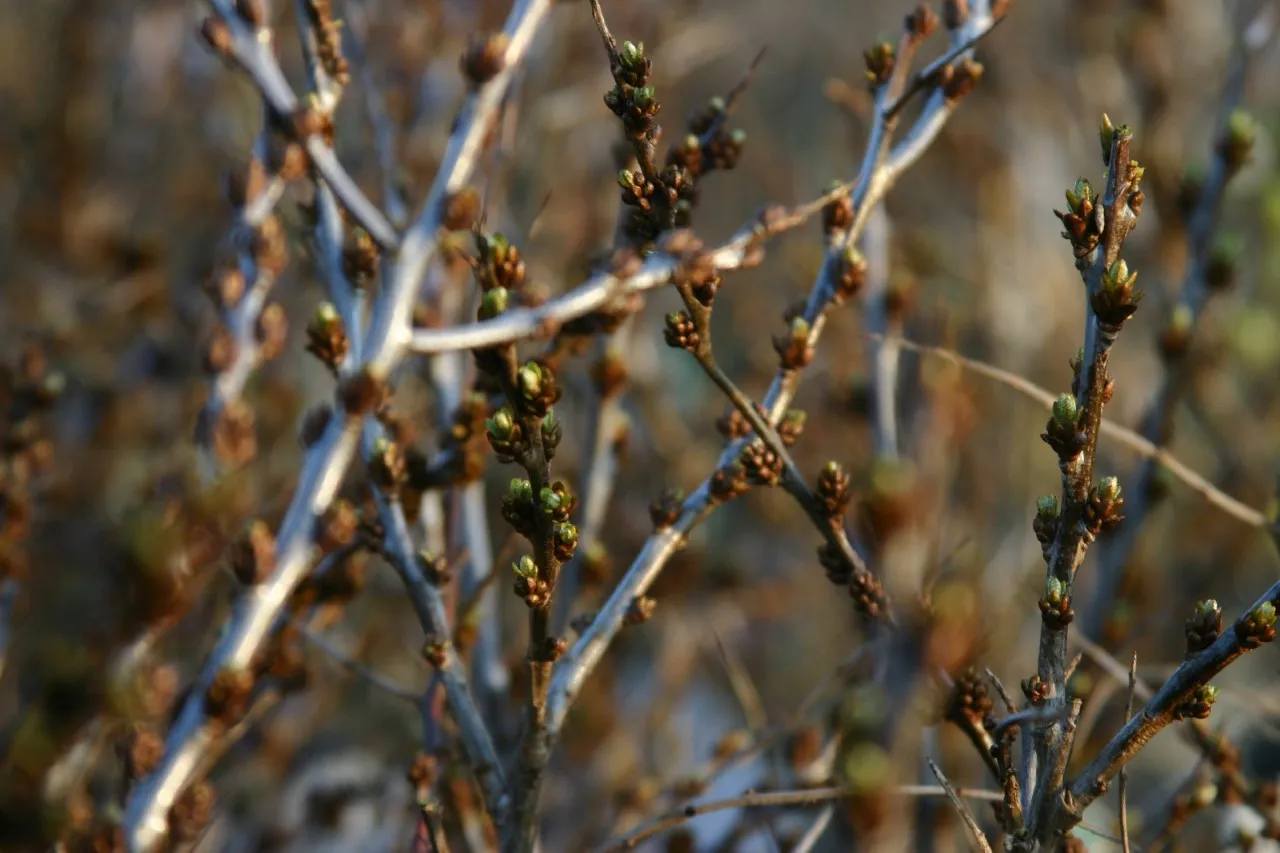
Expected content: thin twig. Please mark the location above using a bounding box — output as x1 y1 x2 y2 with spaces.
196 112 286 473
300 627 421 704
408 179 862 357
552 317 632 635
689 344 873 603
1119 652 1136 853
874 333 1266 528
343 0 410 227
370 459 510 824
697 46 768 144
928 760 995 853
790 805 834 853
881 12 1007 122
862 205 899 459
985 668 1017 714
423 263 507 709
0 578 15 686
599 783 1005 852
1073 633 1254 803
189 687 284 785
991 705 1072 739
711 626 769 733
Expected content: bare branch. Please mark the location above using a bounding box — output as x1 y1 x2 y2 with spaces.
549 6 1001 739
122 2 554 847
408 180 859 357
791 806 835 853
371 472 510 822
206 0 398 247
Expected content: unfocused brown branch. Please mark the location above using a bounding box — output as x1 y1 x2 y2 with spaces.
601 783 1005 852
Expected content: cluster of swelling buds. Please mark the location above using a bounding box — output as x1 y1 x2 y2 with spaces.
915 117 1153 852
462 229 578 665
1083 73 1263 653
602 33 748 249
1034 115 1145 628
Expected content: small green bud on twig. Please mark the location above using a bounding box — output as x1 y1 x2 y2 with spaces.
513 555 537 579
479 287 509 320
539 487 562 515
518 362 544 399
1052 394 1079 430
1065 178 1093 217
1220 109 1255 172
1099 113 1115 164
1254 601 1277 628
1045 576 1064 606
620 40 645 69
487 409 515 440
